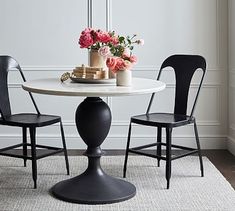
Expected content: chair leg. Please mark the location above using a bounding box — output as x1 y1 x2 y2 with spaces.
123 121 132 178
194 120 204 177
29 127 37 189
165 127 172 189
60 120 70 175
22 127 27 167
157 127 162 167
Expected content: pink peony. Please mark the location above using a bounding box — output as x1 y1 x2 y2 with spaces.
129 55 137 64
114 57 126 72
79 33 94 48
123 60 133 70
106 56 135 73
106 57 117 71
110 36 119 45
98 46 111 57
81 27 92 35
94 30 111 43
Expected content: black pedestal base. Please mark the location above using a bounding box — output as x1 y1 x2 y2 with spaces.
51 98 136 204
51 169 136 204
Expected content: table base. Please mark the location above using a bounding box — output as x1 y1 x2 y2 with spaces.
51 97 136 204
51 168 136 204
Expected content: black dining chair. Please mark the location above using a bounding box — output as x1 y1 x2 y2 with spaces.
123 54 206 189
0 55 70 188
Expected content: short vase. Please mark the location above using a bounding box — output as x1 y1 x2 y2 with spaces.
116 70 132 86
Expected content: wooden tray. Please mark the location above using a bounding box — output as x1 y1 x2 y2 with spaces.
70 76 115 84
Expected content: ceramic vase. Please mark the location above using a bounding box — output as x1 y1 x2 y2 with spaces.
116 70 132 86
89 50 109 79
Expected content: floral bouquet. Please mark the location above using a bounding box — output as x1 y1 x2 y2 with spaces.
79 28 119 51
78 28 144 73
106 34 144 73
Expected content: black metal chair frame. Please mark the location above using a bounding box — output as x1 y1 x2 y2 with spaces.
0 56 70 188
123 54 206 189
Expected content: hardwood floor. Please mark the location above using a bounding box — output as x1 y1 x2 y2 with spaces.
202 150 235 189
67 149 235 189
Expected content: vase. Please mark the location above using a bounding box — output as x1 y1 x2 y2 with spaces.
89 50 109 79
116 70 132 86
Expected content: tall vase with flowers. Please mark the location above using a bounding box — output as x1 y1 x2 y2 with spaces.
78 28 119 78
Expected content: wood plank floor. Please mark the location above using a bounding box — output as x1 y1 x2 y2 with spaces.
202 150 235 189
67 149 235 189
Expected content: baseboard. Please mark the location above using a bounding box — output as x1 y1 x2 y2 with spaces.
0 135 227 150
227 136 235 156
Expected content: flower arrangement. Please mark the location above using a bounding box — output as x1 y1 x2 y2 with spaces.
79 28 118 51
106 34 144 73
78 28 144 73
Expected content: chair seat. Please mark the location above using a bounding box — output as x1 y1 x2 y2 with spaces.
131 112 194 127
0 113 61 127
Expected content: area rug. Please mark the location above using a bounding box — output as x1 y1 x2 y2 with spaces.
0 155 234 211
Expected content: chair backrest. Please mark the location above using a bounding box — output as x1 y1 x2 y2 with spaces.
0 55 40 119
146 54 206 117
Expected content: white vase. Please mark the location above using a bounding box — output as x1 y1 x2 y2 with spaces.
89 50 107 69
116 70 132 86
89 50 109 79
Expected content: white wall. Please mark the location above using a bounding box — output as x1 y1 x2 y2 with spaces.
228 0 235 155
0 0 228 150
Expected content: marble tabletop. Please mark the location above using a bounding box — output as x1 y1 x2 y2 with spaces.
22 77 166 97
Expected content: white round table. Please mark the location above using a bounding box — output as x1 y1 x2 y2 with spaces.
22 77 165 97
22 77 166 204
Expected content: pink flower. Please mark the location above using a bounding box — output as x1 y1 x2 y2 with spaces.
81 27 92 34
129 55 137 64
114 57 126 72
123 60 133 70
79 31 94 48
78 28 94 48
98 46 111 57
110 36 119 45
94 30 111 43
91 29 110 44
106 56 135 73
106 57 117 71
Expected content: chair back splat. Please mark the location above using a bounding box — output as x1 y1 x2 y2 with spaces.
0 56 40 118
147 55 206 116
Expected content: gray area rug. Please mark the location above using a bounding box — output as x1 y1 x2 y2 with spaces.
0 156 234 211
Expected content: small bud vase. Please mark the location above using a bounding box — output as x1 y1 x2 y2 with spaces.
116 70 132 86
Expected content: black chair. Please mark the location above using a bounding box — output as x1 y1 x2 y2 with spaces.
123 54 206 189
0 55 70 188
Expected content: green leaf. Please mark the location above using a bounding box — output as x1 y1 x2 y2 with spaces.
119 36 125 43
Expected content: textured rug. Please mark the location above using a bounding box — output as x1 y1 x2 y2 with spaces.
0 156 234 211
